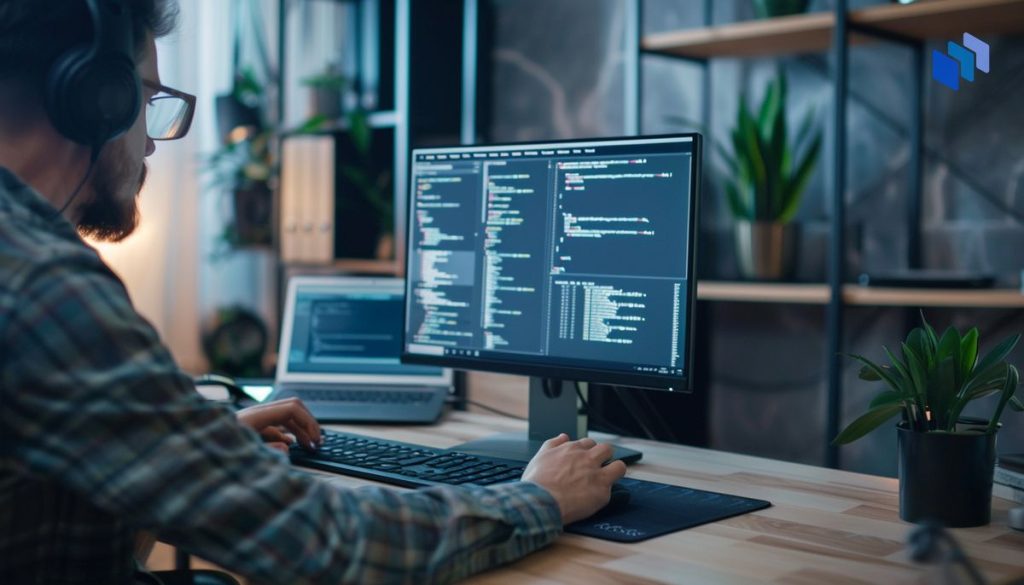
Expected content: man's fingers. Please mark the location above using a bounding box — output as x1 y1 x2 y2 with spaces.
260 427 291 444
574 437 597 450
600 459 627 482
280 416 318 448
540 433 570 451
238 399 321 448
588 443 614 463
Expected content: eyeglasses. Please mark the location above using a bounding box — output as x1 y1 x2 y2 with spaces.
143 79 196 141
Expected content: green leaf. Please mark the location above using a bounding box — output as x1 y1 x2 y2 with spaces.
882 345 910 386
936 326 962 393
949 362 1010 424
347 110 372 155
988 364 1020 433
973 333 1021 381
293 114 329 134
869 390 906 409
859 365 882 381
832 403 904 445
920 311 939 356
777 131 820 222
757 74 783 141
737 100 768 219
960 327 979 379
1010 396 1024 412
906 328 931 368
932 355 956 430
901 342 930 426
848 354 904 395
725 181 751 220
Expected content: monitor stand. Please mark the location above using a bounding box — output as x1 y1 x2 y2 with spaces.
449 377 643 464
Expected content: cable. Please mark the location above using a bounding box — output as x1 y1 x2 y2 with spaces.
56 147 101 217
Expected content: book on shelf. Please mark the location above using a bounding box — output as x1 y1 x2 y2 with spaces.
993 482 1024 504
994 464 1024 491
280 135 335 264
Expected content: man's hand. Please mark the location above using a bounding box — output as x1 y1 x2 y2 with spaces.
237 398 321 454
521 433 627 524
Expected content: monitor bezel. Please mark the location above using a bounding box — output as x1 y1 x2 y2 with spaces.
400 133 701 392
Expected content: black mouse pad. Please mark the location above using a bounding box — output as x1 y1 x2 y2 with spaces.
565 477 771 543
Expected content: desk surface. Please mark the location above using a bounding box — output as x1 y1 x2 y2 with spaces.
320 412 1024 585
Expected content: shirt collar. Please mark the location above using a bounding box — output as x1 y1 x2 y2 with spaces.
0 166 81 240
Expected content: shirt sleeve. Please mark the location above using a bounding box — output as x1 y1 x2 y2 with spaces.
0 259 563 584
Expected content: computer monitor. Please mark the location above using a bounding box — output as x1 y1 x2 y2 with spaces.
402 134 701 462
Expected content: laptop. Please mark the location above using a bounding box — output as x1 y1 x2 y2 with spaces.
268 276 453 423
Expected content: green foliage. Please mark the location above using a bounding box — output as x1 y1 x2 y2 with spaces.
833 313 1023 445
301 63 348 90
718 71 822 223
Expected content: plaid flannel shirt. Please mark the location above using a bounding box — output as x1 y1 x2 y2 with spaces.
0 167 562 584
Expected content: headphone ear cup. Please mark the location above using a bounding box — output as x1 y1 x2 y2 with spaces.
46 47 141 147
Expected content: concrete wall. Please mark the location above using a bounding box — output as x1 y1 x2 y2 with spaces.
483 0 1024 475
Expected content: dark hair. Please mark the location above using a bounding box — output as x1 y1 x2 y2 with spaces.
0 0 179 98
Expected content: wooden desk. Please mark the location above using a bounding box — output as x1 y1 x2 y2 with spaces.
317 411 1024 585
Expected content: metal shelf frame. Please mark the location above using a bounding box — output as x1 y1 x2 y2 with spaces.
630 0 942 469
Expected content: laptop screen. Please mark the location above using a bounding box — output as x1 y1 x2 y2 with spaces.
278 278 449 384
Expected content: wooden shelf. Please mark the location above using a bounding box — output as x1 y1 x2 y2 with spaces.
283 258 401 275
697 281 1024 308
644 11 835 58
642 0 1024 59
282 110 399 136
844 286 1024 308
697 281 830 304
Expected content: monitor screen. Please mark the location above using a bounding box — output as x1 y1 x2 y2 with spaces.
283 282 445 379
402 135 700 390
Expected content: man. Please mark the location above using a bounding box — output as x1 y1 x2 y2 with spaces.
0 1 627 584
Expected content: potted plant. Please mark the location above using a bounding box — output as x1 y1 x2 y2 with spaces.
303 63 348 121
833 314 1024 527
718 71 822 280
204 127 276 252
206 68 301 254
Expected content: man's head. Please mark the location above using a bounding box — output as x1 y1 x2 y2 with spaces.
0 0 180 241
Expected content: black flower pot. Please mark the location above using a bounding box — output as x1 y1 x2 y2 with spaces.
897 424 996 527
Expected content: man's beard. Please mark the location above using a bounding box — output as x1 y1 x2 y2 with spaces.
76 145 146 243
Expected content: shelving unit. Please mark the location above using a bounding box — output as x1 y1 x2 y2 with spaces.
275 0 481 275
697 281 1024 308
630 0 1024 468
642 0 1024 58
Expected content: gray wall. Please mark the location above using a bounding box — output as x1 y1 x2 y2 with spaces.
484 0 1024 475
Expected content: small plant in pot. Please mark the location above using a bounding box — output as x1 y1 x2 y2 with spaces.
718 71 822 280
833 314 1024 527
302 63 348 121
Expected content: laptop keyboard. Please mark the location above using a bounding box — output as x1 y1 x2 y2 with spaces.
290 429 527 488
296 389 434 404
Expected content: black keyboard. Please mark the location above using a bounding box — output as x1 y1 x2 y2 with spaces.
295 389 433 404
290 429 526 488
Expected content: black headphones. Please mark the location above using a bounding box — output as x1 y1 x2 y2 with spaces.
45 0 141 148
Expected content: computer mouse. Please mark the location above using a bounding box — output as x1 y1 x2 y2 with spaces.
604 483 632 512
1009 507 1024 532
